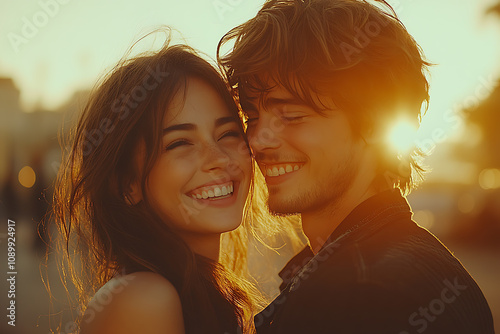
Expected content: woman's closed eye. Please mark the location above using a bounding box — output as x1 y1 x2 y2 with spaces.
219 130 242 140
164 131 241 151
165 139 192 151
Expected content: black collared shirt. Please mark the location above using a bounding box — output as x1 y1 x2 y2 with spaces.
255 190 495 334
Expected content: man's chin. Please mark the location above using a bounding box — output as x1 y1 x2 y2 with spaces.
267 197 301 217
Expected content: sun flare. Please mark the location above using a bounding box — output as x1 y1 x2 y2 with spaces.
387 120 418 153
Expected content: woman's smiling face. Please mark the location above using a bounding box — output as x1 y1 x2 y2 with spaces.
130 77 252 247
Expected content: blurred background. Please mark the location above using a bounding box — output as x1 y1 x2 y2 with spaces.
0 0 499 333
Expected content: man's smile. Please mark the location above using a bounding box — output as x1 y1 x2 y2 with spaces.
260 162 305 177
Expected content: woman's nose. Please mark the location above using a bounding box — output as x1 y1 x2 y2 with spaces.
201 143 231 172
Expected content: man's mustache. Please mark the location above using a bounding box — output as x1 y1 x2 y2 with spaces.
253 152 304 163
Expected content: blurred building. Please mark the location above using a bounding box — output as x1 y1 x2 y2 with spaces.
0 76 89 249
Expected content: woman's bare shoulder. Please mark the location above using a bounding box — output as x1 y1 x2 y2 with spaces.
80 272 184 334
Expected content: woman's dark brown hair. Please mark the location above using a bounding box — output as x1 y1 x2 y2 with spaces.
52 32 258 333
218 0 432 195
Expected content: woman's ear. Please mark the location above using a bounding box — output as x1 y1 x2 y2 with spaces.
124 180 142 206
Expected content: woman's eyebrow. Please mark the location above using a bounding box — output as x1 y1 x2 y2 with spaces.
162 116 239 135
215 116 240 127
162 123 196 135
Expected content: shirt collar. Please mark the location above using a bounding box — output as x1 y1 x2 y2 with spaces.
319 188 411 250
278 189 411 286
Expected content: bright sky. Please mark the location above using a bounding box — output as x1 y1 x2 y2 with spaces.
1 0 500 149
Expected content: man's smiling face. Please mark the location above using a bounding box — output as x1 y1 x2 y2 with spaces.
243 82 368 215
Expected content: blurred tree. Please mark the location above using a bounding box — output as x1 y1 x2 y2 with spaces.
446 2 500 248
487 2 500 16
465 82 500 169
464 2 500 169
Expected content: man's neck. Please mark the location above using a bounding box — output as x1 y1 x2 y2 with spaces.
301 186 379 254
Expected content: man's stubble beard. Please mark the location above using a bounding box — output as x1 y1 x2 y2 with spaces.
266 152 358 217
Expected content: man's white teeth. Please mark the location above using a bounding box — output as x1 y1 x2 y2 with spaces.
192 182 234 199
265 164 301 177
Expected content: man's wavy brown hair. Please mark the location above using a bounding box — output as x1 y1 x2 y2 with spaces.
218 0 431 195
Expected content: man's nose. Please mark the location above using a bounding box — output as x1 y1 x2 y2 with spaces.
247 112 282 153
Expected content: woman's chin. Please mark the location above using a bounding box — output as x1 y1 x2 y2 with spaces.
202 211 244 234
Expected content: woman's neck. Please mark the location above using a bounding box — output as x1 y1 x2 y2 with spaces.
182 233 221 261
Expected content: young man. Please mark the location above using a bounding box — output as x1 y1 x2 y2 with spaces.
218 0 495 333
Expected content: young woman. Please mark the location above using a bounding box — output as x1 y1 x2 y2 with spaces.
52 36 260 333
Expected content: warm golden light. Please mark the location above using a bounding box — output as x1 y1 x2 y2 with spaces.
479 168 500 190
18 165 36 188
457 193 476 214
387 120 417 153
413 210 435 230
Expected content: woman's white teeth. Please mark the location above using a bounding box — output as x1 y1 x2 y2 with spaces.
192 182 234 199
266 164 301 177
